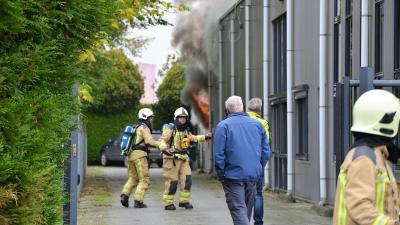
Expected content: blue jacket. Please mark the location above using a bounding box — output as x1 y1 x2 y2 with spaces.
213 112 270 181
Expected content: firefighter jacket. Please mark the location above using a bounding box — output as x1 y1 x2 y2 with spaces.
247 111 271 141
333 145 400 225
159 124 205 160
129 123 160 161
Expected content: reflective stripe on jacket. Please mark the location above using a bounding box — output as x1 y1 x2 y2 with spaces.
333 146 400 225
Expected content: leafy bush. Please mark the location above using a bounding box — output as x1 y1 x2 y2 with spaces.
85 108 137 164
0 0 181 224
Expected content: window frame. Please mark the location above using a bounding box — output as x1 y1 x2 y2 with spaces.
375 0 384 76
395 0 400 78
273 14 287 94
293 85 309 161
345 0 353 77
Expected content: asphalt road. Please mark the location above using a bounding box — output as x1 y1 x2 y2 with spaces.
78 166 332 225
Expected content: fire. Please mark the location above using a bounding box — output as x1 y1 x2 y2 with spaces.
191 90 209 127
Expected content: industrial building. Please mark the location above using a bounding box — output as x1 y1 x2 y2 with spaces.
198 0 400 206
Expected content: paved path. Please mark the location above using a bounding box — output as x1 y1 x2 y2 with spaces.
78 166 332 225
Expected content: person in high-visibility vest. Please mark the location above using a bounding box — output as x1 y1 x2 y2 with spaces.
247 97 271 225
333 89 400 225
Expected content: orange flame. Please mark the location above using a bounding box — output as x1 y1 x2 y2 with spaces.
191 90 209 127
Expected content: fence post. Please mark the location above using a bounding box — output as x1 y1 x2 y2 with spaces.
333 82 344 178
359 67 374 96
63 128 78 225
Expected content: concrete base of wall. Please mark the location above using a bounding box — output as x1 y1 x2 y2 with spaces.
312 204 334 217
264 188 296 203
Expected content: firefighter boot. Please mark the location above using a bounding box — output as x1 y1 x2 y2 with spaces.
164 204 176 210
134 200 147 208
120 194 129 208
179 202 194 209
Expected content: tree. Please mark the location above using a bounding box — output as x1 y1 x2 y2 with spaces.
153 62 186 130
0 0 185 224
80 49 144 113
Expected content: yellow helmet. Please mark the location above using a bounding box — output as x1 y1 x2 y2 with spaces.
351 89 400 138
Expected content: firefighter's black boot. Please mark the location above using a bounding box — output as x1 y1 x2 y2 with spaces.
179 202 194 209
164 204 176 210
120 194 129 208
134 200 147 208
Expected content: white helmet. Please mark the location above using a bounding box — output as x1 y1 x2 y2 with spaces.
351 89 400 138
138 108 154 120
174 107 189 120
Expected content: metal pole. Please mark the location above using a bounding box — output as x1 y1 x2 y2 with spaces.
359 67 374 95
361 0 370 67
318 0 328 205
263 0 271 188
230 16 236 95
286 0 294 196
218 27 224 121
343 76 351 154
245 0 251 106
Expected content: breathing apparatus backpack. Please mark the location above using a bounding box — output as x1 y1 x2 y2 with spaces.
120 123 145 156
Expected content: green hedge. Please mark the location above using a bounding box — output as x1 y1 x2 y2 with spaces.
85 109 136 164
85 103 166 164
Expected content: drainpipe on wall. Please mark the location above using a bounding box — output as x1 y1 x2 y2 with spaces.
263 0 271 188
230 16 236 96
219 26 224 122
361 0 369 67
287 0 294 196
319 0 328 206
338 0 343 83
245 0 251 106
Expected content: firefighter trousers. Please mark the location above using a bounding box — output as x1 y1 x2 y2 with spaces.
121 156 149 202
163 157 192 205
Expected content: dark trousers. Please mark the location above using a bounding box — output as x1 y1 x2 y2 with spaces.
253 178 264 225
222 180 257 225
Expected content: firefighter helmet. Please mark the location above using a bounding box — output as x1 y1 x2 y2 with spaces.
351 89 400 138
138 108 154 120
174 107 189 120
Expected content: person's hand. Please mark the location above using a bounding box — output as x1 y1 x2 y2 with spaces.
205 132 212 140
164 148 174 156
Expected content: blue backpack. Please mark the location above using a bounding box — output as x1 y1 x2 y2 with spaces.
120 123 143 156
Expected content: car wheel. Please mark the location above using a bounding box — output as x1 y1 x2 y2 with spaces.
157 160 163 168
124 157 129 167
100 152 108 166
147 159 152 168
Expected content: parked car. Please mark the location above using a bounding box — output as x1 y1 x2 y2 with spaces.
100 134 127 167
100 131 163 168
147 131 163 167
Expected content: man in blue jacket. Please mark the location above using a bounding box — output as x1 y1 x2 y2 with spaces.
213 95 270 225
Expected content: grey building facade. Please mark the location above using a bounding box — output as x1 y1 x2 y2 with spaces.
205 0 400 205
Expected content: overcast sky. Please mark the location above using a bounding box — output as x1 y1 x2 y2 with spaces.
130 12 177 74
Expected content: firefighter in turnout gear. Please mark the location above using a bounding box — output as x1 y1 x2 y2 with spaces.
120 108 160 208
333 90 400 225
159 107 212 210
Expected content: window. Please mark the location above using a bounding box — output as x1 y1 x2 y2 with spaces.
395 0 400 78
333 0 340 83
293 85 309 161
345 0 353 77
273 14 287 94
375 0 384 75
270 98 288 190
